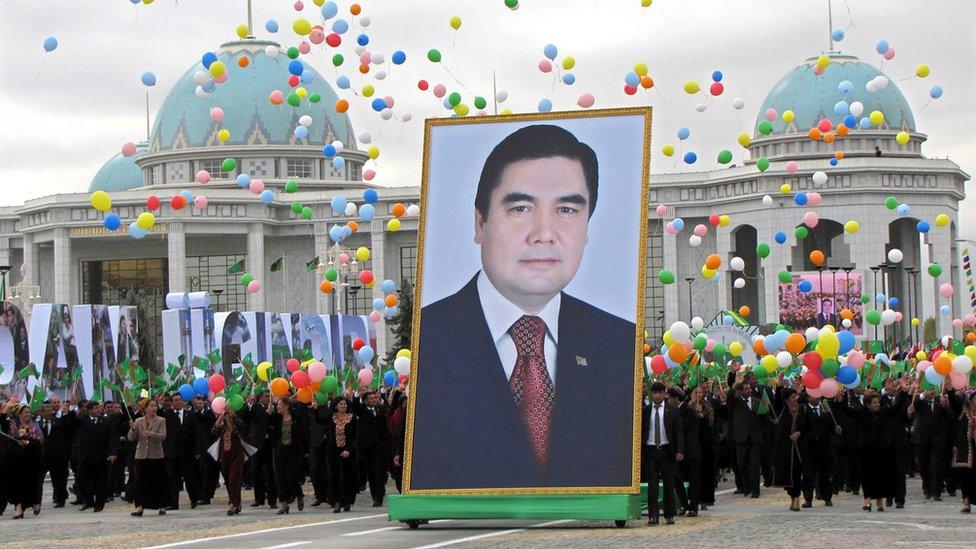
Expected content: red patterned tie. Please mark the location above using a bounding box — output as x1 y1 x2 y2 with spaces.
508 314 555 471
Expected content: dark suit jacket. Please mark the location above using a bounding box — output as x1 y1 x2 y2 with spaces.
160 407 194 459
241 402 273 448
40 415 73 458
411 274 637 490
641 402 686 457
676 403 701 460
190 407 216 454
352 399 391 451
67 411 117 463
911 396 950 445
727 394 767 445
797 403 834 456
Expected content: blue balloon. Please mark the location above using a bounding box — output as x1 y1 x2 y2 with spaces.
329 225 344 242
322 144 336 157
179 384 195 402
442 97 454 110
371 98 386 112
843 115 857 128
363 189 378 204
384 371 397 387
711 70 723 82
260 190 275 204
875 40 890 54
265 19 279 33
876 293 886 303
832 29 845 42
837 331 856 354
381 279 396 294
940 305 951 315
357 33 369 46
384 306 398 317
838 80 852 93
836 365 857 385
798 280 813 293
896 203 910 215
774 231 787 244
358 345 375 364
543 43 557 60
916 220 930 233
332 156 345 170
829 158 838 167
342 226 352 238
202 51 217 69
888 297 900 309
672 218 685 231
332 19 349 34
294 126 308 139
288 60 304 76
538 98 553 112
683 152 697 164
192 377 209 396
372 298 385 311
300 71 314 84
392 50 406 65
321 1 338 19
128 222 147 240
925 365 945 385
104 213 121 231
794 193 808 206
202 80 216 93
141 71 156 86
236 174 251 188
359 203 375 222
336 75 351 89
330 196 347 214
43 36 58 52
677 126 690 140
930 86 943 99
833 101 849 116
844 373 861 389
858 117 872 130
723 315 734 325
561 73 575 85
180 190 194 202
624 72 639 87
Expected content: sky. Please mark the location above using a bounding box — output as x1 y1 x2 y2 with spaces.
1 0 974 234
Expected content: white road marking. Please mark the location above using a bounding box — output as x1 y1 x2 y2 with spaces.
255 543 311 549
858 520 937 531
409 519 571 549
141 513 388 548
342 526 400 537
715 488 736 496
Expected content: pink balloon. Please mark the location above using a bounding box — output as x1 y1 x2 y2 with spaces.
338 252 349 264
384 95 395 108
269 90 284 103
247 280 261 293
210 107 224 122
964 314 976 326
953 318 963 329
121 142 137 157
813 66 825 76
357 368 374 386
895 312 903 322
309 29 325 45
819 378 840 398
293 0 304 9
298 41 311 54
538 59 552 73
847 351 866 369
193 195 208 209
195 170 211 184
308 361 327 383
694 224 708 237
950 372 967 390
211 396 227 414
362 169 376 181
764 108 777 121
369 310 382 323
806 386 823 398
665 221 677 235
803 211 819 228
476 110 488 117
655 204 668 217
806 192 822 206
432 84 446 98
940 283 954 298
249 179 265 194
785 160 797 174
883 48 896 60
917 360 931 372
577 93 595 108
214 73 228 84
705 339 716 352
360 52 372 65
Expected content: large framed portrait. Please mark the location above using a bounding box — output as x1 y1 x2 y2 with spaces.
404 108 652 494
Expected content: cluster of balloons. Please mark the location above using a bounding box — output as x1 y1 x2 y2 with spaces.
623 62 655 96
238 271 262 294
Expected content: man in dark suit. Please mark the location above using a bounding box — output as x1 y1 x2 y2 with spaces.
669 387 701 517
355 391 391 506
642 382 685 525
242 392 277 508
68 401 116 511
190 395 218 505
38 401 72 507
797 396 836 507
911 388 950 500
161 392 198 509
722 379 767 498
298 398 331 507
411 124 638 491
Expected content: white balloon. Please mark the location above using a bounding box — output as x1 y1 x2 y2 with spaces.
406 204 420 216
881 309 897 325
887 248 904 263
952 355 973 374
195 85 208 98
358 132 372 144
401 112 412 122
670 321 691 344
805 327 820 342
849 101 864 117
331 140 344 152
371 53 385 65
193 70 210 85
689 235 702 247
354 46 366 55
812 171 828 185
374 69 388 80
359 16 371 27
734 277 746 289
380 109 393 120
264 45 278 59
842 318 852 328
393 356 411 376
866 80 877 93
776 351 793 369
298 115 313 127
691 316 704 331
344 202 357 216
762 195 773 206
874 75 889 89
495 90 508 103
730 256 745 271
695 102 707 113
732 97 745 110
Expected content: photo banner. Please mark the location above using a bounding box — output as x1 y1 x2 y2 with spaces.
779 272 863 335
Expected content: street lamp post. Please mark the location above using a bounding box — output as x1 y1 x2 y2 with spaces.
817 265 825 328
318 243 362 315
829 266 840 326
870 265 882 351
212 289 224 311
684 277 695 321
842 266 854 316
904 267 914 348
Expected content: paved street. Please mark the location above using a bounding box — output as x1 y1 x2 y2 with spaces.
1 477 974 548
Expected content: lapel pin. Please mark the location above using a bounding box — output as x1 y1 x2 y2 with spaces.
575 355 588 367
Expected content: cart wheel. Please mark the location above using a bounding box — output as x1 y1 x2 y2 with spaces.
406 520 421 530
615 520 627 528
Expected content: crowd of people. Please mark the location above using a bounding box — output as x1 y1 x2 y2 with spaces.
641 369 976 525
0 385 408 519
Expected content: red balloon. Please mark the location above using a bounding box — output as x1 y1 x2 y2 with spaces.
208 374 225 394
146 195 160 211
352 338 365 350
708 214 720 227
325 33 341 47
417 79 429 91
623 84 637 96
170 195 187 210
291 370 310 389
802 369 824 389
288 74 300 87
286 358 300 373
803 351 823 370
709 82 724 96
650 355 667 375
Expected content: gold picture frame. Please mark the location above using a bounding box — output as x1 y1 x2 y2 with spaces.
403 107 652 495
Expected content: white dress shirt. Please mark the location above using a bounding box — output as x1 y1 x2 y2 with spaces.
646 403 668 446
477 271 560 385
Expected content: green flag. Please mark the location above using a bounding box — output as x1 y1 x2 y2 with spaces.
227 259 245 274
29 386 47 413
306 256 321 271
16 363 39 380
270 256 284 272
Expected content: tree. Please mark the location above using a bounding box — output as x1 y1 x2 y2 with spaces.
385 279 414 364
923 316 937 347
123 289 158 374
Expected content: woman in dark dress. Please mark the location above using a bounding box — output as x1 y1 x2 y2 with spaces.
127 399 169 516
325 396 359 513
697 394 719 510
951 392 976 513
214 408 246 516
772 387 804 511
1 399 43 519
268 396 307 514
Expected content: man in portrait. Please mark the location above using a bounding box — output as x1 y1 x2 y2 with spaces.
411 124 638 490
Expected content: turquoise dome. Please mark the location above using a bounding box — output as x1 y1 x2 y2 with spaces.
756 53 915 136
149 40 354 152
88 142 147 192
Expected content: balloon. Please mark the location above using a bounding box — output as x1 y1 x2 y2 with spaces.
269 377 289 397
141 71 157 87
940 283 954 298
916 65 930 78
103 213 121 231
683 152 697 164
803 211 819 228
192 377 209 396
90 191 112 212
819 378 840 398
577 93 595 108
844 221 859 234
43 36 58 52
929 263 943 277
210 396 227 414
136 212 155 230
756 243 770 259
658 270 675 285
683 81 700 94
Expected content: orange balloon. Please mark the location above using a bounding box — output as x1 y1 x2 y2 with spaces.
384 294 398 307
785 333 806 355
310 381 321 392
823 132 836 144
350 3 361 15
689 352 700 366
837 124 850 136
668 342 688 363
270 377 290 397
640 75 654 89
967 332 976 344
753 338 767 357
359 63 370 74
237 56 249 68
346 220 359 232
808 128 822 141
834 151 845 160
296 387 313 404
319 280 334 293
933 355 952 376
392 203 407 217
335 99 349 113
738 305 751 318
840 308 854 321
643 343 651 354
810 250 825 266
705 253 721 270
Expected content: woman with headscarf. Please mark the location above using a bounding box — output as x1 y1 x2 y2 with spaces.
268 396 307 514
213 407 246 516
951 391 976 513
772 387 804 511
326 395 359 513
1 397 44 519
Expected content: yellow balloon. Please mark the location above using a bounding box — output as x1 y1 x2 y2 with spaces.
641 0 653 6
818 331 839 359
782 109 795 123
293 18 312 35
662 144 675 157
728 341 743 357
869 110 884 126
816 54 830 69
396 349 412 359
737 132 751 147
935 213 949 227
362 85 375 97
780 183 792 194
844 220 859 234
257 362 272 382
387 218 401 232
912 319 921 328
896 131 910 145
137 212 156 230
500 108 512 115
449 16 461 30
142 0 153 4
367 146 380 159
634 62 648 76
663 330 674 346
313 0 325 5
562 56 576 70
454 103 469 116
719 215 730 227
355 246 371 262
217 129 231 142
965 345 976 362
915 64 930 78
701 266 716 279
295 86 308 99
761 354 778 373
90 191 112 212
236 24 249 39
683 80 700 94
209 60 226 78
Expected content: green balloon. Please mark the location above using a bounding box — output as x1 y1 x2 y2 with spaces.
928 263 943 277
756 156 770 172
240 273 253 286
821 359 840 378
866 309 881 325
285 180 299 193
778 270 793 283
712 343 727 357
228 394 244 412
287 47 300 59
795 226 809 240
884 196 898 210
323 375 339 395
309 93 321 104
505 0 518 7
221 158 237 172
325 268 338 282
291 202 303 213
860 293 871 304
287 93 301 107
658 269 675 285
448 92 462 107
427 49 441 62
474 96 487 109
758 120 773 136
754 365 767 378
717 150 733 164
332 54 344 67
693 334 707 351
301 206 313 220
314 391 329 405
756 243 771 258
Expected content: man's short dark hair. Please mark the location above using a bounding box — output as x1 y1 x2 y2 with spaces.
650 382 666 393
474 124 599 219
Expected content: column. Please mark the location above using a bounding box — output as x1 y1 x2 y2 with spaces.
662 221 680 326
167 222 186 293
247 224 266 312
314 223 331 314
53 228 71 304
715 229 732 312
928 227 953 337
758 222 789 326
22 233 38 287
370 224 388 356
